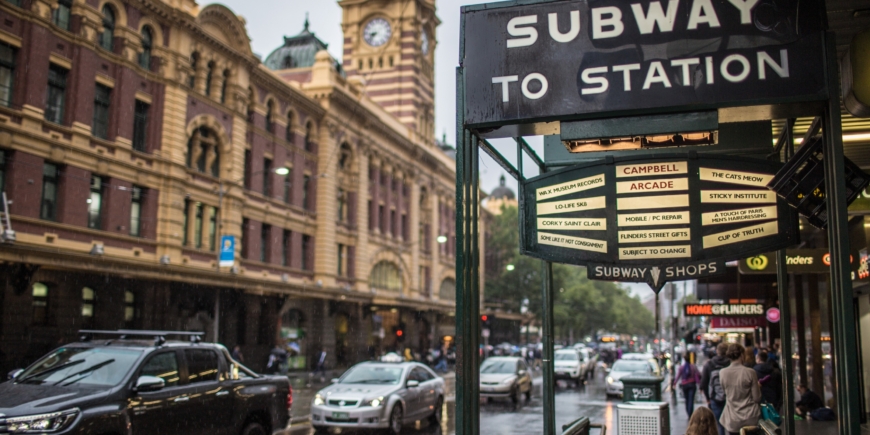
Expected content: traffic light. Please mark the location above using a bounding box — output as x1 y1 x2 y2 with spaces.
481 315 492 328
394 325 405 342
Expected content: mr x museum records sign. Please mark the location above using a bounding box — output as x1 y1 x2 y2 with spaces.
520 153 799 290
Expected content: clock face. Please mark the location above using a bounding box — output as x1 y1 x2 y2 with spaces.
363 18 392 47
421 29 430 55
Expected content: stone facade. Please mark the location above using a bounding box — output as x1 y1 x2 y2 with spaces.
0 0 473 374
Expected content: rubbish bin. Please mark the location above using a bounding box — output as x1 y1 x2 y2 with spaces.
621 374 664 402
617 401 670 435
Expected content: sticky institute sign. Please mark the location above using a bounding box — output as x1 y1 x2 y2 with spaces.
461 0 826 127
521 153 799 290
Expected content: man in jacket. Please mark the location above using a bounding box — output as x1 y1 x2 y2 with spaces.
795 383 824 417
753 351 782 410
700 342 730 435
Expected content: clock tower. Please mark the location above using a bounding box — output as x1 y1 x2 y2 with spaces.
339 0 439 142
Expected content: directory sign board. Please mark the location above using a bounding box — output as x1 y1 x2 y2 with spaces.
461 0 826 127
521 154 799 290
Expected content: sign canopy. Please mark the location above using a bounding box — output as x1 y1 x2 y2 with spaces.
521 153 799 290
462 0 826 128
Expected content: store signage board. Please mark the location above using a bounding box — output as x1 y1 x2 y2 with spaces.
462 0 826 127
685 303 765 317
710 316 768 329
521 153 800 291
739 249 864 276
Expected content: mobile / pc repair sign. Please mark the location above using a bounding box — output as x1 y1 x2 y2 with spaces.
461 0 827 127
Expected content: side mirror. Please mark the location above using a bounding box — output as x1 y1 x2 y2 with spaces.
406 380 420 388
7 369 23 381
330 378 339 384
135 375 165 392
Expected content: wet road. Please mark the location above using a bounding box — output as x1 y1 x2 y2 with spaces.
288 366 699 435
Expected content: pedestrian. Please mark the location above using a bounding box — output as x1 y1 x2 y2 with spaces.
434 344 448 372
673 354 702 418
231 345 245 363
313 347 328 381
404 347 413 362
266 343 288 375
753 351 782 411
719 343 761 435
700 342 730 435
795 383 824 417
685 406 718 435
742 346 755 368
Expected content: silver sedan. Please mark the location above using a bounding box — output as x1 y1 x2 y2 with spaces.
310 362 445 435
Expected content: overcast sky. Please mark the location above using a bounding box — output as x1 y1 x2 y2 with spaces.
215 0 535 196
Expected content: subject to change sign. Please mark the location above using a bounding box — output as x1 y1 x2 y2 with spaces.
521 153 799 289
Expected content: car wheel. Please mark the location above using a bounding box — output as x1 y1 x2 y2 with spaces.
241 422 267 435
387 404 404 435
429 396 443 424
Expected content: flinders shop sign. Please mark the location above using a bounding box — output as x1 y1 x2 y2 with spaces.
521 154 799 290
463 0 826 126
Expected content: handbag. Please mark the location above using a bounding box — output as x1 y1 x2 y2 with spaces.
761 403 782 425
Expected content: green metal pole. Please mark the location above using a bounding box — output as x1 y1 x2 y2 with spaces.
822 32 861 435
776 249 794 434
542 260 556 435
455 64 480 435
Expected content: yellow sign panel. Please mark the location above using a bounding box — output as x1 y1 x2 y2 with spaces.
703 221 779 249
699 167 773 187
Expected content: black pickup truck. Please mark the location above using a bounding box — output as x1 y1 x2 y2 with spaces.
0 330 291 435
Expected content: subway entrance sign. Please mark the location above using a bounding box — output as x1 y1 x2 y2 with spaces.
521 153 799 290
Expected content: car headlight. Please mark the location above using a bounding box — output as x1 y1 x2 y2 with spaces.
313 394 325 406
363 396 385 407
606 376 614 384
502 376 517 385
7 409 79 433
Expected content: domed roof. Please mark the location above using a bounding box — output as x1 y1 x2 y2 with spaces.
490 174 515 200
264 17 329 70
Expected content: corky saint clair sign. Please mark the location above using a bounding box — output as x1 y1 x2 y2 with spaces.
461 0 826 127
521 153 799 291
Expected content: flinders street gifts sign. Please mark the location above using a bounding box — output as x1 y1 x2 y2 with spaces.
520 154 800 291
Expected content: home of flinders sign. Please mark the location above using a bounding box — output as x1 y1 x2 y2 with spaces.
521 154 799 290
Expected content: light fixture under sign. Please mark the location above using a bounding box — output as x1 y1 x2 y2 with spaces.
565 132 717 153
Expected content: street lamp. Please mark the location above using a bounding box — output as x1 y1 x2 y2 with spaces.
506 264 515 271
436 235 448 244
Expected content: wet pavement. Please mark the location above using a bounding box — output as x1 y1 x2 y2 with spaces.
284 364 705 435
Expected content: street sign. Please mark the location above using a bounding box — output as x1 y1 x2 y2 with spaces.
766 307 781 323
685 303 765 317
521 153 799 290
462 0 826 127
219 235 235 267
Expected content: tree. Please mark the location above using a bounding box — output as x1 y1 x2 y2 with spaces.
485 204 655 339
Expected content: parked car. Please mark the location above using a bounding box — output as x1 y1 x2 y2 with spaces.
605 358 659 398
621 352 661 376
310 362 444 435
479 356 532 403
578 348 598 378
554 349 586 386
0 329 292 435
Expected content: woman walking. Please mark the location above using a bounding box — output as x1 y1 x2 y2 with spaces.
673 354 702 418
685 407 719 435
719 343 761 435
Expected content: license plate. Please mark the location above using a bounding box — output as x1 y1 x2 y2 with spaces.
332 412 349 419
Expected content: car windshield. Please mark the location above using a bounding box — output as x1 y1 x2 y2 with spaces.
480 360 516 374
340 365 404 384
611 360 650 373
17 347 142 387
555 353 578 361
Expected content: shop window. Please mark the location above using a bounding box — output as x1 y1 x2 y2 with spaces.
132 100 149 152
139 27 153 70
124 290 136 328
140 352 179 387
100 5 115 52
88 176 104 230
0 42 14 107
130 186 142 237
370 261 401 292
32 282 49 325
260 224 270 262
92 84 111 139
45 64 68 124
81 287 95 329
40 163 58 221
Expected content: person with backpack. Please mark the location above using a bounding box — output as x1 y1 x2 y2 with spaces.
700 342 730 435
673 354 702 418
753 350 783 411
720 343 762 435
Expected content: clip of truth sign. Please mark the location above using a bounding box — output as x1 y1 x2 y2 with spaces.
461 0 825 127
521 153 799 291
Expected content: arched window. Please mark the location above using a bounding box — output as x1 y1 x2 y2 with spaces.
189 52 199 89
187 126 221 177
139 26 153 70
100 5 115 51
439 278 456 301
285 111 295 142
304 122 314 152
220 70 230 104
370 261 401 292
205 61 215 96
266 100 275 132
